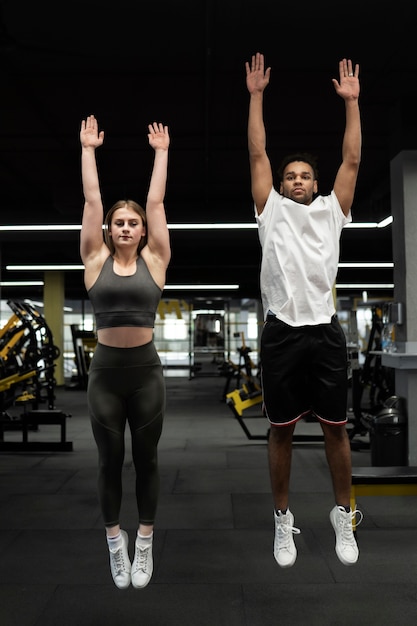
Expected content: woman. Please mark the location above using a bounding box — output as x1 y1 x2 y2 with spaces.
80 115 170 589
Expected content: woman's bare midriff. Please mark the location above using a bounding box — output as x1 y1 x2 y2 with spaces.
97 326 154 348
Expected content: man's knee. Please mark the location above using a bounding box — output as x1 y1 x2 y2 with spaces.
269 423 295 443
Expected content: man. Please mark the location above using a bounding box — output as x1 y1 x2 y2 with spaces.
245 52 362 567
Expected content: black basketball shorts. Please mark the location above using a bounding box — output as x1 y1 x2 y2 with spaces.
260 314 348 426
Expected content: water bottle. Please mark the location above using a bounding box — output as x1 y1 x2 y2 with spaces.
381 323 395 352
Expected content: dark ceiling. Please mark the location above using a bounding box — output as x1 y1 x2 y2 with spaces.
0 0 416 305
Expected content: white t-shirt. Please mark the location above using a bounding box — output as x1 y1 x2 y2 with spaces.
255 188 351 326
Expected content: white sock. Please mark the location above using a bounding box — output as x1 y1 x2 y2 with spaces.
137 531 153 544
107 532 122 549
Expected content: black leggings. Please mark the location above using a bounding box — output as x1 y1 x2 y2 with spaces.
87 341 165 528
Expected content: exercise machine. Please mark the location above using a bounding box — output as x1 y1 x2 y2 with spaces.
226 383 265 440
220 332 261 399
0 300 72 451
348 303 395 449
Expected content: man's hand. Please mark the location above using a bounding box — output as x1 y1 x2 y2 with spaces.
245 52 271 95
332 59 360 100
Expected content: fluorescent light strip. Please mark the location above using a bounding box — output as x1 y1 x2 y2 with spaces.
7 262 394 271
0 281 44 286
23 298 73 311
344 216 393 229
167 223 256 230
164 284 239 290
0 216 393 231
338 262 394 268
343 222 377 229
377 216 393 228
0 224 257 231
336 283 394 289
3 271 239 291
0 280 392 290
0 225 82 231
6 265 85 270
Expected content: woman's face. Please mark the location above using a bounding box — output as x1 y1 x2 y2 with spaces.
109 207 146 249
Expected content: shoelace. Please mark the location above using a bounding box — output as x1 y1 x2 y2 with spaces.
339 507 363 544
110 546 128 575
134 544 151 572
276 517 301 551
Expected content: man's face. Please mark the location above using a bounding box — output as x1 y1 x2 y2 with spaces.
279 161 318 205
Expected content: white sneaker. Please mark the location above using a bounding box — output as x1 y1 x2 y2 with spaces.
273 509 300 568
131 537 153 589
108 530 131 589
330 505 363 566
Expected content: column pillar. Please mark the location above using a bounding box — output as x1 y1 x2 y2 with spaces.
43 271 65 386
382 150 417 465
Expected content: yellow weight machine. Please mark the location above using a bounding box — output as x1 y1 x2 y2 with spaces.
0 300 71 451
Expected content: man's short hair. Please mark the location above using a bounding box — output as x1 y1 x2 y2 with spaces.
277 152 319 182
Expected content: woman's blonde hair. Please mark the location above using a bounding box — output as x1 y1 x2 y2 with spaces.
103 199 147 255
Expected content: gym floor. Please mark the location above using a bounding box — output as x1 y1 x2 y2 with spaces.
0 374 416 626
